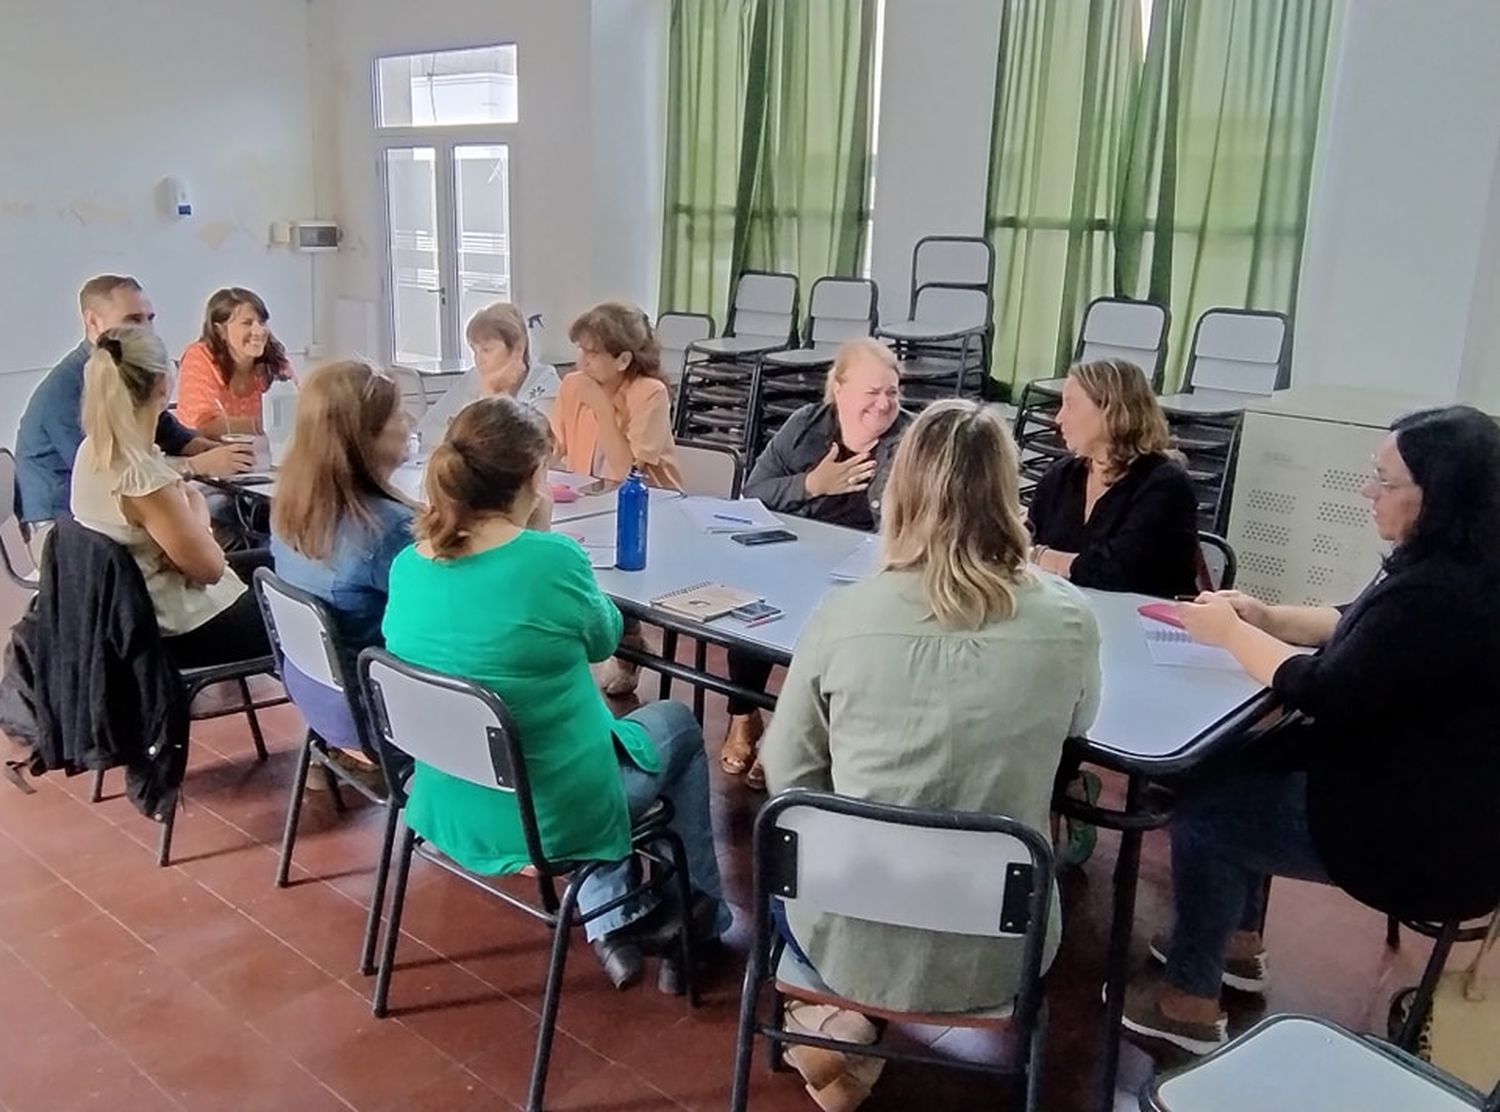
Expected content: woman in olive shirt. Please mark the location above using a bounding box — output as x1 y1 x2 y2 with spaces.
382 396 729 990
762 400 1101 1110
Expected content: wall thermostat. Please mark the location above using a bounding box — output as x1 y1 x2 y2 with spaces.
290 221 341 252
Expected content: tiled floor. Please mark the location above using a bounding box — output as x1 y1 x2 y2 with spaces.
0 654 1458 1112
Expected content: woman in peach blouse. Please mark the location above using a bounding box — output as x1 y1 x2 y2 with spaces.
552 302 682 696
177 287 292 438
550 303 683 491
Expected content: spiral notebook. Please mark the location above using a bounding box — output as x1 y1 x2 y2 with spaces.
1138 615 1243 672
651 581 762 621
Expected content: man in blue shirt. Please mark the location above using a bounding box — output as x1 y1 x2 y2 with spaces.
16 275 254 557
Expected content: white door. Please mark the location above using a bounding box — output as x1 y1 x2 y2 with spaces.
381 140 514 365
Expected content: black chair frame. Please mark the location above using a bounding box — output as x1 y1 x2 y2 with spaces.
730 790 1055 1112
252 569 405 976
1181 306 1292 395
357 647 700 1112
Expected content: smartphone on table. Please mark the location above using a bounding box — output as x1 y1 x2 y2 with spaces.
729 601 784 627
730 529 797 547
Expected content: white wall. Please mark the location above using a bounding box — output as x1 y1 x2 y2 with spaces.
1293 0 1500 403
589 0 668 315
867 0 1003 319
0 0 317 386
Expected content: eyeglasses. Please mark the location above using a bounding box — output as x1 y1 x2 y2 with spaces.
1368 458 1411 493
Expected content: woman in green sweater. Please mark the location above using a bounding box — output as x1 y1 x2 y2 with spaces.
381 395 729 989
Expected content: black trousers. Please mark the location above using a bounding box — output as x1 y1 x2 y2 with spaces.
726 651 774 716
162 550 273 669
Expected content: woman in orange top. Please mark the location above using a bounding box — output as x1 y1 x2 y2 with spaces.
552 302 682 697
550 303 683 491
177 287 292 438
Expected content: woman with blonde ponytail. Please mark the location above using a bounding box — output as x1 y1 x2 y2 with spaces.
758 400 1102 1111
69 325 269 665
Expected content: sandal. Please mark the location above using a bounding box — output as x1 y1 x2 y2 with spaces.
745 756 766 792
720 711 764 776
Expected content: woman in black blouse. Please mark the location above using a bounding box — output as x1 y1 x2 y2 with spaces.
1028 359 1198 599
1124 406 1500 1056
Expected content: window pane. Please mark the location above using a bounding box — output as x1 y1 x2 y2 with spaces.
455 145 513 326
384 148 442 363
377 45 519 127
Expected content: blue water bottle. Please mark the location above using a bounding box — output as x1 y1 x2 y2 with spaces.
615 468 649 571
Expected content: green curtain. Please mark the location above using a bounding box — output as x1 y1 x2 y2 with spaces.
1117 0 1336 389
986 0 1337 396
659 0 878 319
659 1 760 318
984 0 1144 399
733 0 877 285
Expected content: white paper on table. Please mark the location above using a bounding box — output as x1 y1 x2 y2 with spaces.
1138 615 1245 672
676 497 781 533
830 536 879 582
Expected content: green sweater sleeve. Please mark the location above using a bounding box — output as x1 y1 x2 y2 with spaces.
546 533 622 663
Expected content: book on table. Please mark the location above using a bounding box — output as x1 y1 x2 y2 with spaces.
650 581 763 621
675 497 781 534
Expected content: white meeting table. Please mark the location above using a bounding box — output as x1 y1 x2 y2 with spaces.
571 501 1275 1111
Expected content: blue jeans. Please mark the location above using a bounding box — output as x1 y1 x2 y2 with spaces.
1166 769 1332 996
578 700 731 941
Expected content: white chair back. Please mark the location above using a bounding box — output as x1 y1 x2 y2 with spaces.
1075 298 1169 380
912 236 994 291
0 448 38 588
255 574 343 691
771 802 1039 938
656 312 715 390
912 285 990 334
677 443 742 498
806 278 877 351
1186 309 1289 395
730 272 798 344
360 651 515 791
1148 1014 1486 1112
388 364 429 420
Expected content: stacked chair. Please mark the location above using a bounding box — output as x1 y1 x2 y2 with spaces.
674 271 799 454
656 310 715 405
1158 309 1291 532
875 235 995 406
747 276 879 458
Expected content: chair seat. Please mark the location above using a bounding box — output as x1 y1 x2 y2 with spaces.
179 654 279 685
761 348 836 370
878 319 986 343
684 362 756 384
685 409 747 431
687 385 751 406
1020 377 1066 400
1148 1015 1483 1112
690 336 789 358
774 947 1016 1029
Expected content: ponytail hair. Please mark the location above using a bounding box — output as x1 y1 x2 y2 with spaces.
415 395 552 559
81 325 172 471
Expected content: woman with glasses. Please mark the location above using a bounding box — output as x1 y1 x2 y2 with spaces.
1124 405 1500 1055
270 361 417 789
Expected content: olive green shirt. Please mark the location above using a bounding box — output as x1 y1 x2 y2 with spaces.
382 531 657 874
760 568 1101 1013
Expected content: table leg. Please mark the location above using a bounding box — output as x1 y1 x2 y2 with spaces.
1095 773 1146 1112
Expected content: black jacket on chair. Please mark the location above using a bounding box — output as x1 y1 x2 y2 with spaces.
0 519 187 819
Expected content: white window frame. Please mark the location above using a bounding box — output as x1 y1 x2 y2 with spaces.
372 45 520 365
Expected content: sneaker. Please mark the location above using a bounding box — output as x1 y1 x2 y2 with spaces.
1148 932 1268 993
1121 981 1226 1056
